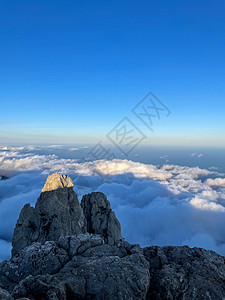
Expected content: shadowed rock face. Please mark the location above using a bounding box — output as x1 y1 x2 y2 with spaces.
12 173 86 257
0 287 13 300
143 245 225 299
81 192 122 245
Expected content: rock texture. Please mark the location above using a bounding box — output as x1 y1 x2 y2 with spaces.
42 173 73 192
144 246 225 299
2 173 225 299
12 173 86 257
1 234 150 299
0 287 13 300
81 192 122 245
2 238 225 299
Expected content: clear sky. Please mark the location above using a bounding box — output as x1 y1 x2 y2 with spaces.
0 0 225 147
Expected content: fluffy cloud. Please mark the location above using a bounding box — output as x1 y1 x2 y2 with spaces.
189 196 225 212
191 153 204 158
98 178 225 249
206 177 225 187
1 146 225 262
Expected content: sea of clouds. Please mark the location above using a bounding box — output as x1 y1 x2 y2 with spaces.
0 146 225 262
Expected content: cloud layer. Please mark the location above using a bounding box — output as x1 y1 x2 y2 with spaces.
1 146 225 261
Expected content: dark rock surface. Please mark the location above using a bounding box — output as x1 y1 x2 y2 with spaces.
1 234 150 299
81 192 122 245
1 173 225 299
144 246 225 299
0 287 13 300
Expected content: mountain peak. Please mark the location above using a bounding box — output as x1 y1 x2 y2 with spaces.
11 173 121 257
42 173 73 192
11 173 86 256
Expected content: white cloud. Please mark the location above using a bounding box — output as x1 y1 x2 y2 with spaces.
190 196 225 212
201 190 218 201
45 145 65 148
206 178 225 188
191 153 204 158
208 166 219 171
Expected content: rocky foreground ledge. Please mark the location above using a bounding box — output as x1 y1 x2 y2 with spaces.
1 174 225 299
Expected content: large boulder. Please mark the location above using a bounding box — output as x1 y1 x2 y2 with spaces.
12 173 86 257
81 192 122 245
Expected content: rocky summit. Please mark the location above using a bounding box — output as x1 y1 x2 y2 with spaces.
1 173 225 299
12 173 86 257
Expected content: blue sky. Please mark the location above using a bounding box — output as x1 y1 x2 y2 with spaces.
0 0 225 146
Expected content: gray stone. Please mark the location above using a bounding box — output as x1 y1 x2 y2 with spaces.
8 234 149 300
55 248 150 300
0 287 13 300
143 245 225 299
42 173 73 192
0 241 69 286
6 234 225 299
81 192 122 245
58 233 104 257
12 173 86 257
13 275 66 300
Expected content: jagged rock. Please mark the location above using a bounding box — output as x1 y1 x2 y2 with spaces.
0 287 13 300
42 173 73 192
0 241 69 285
3 236 225 299
58 233 104 257
13 275 67 300
54 247 149 300
11 174 122 257
144 245 225 299
0 234 150 299
12 173 86 257
81 192 122 245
